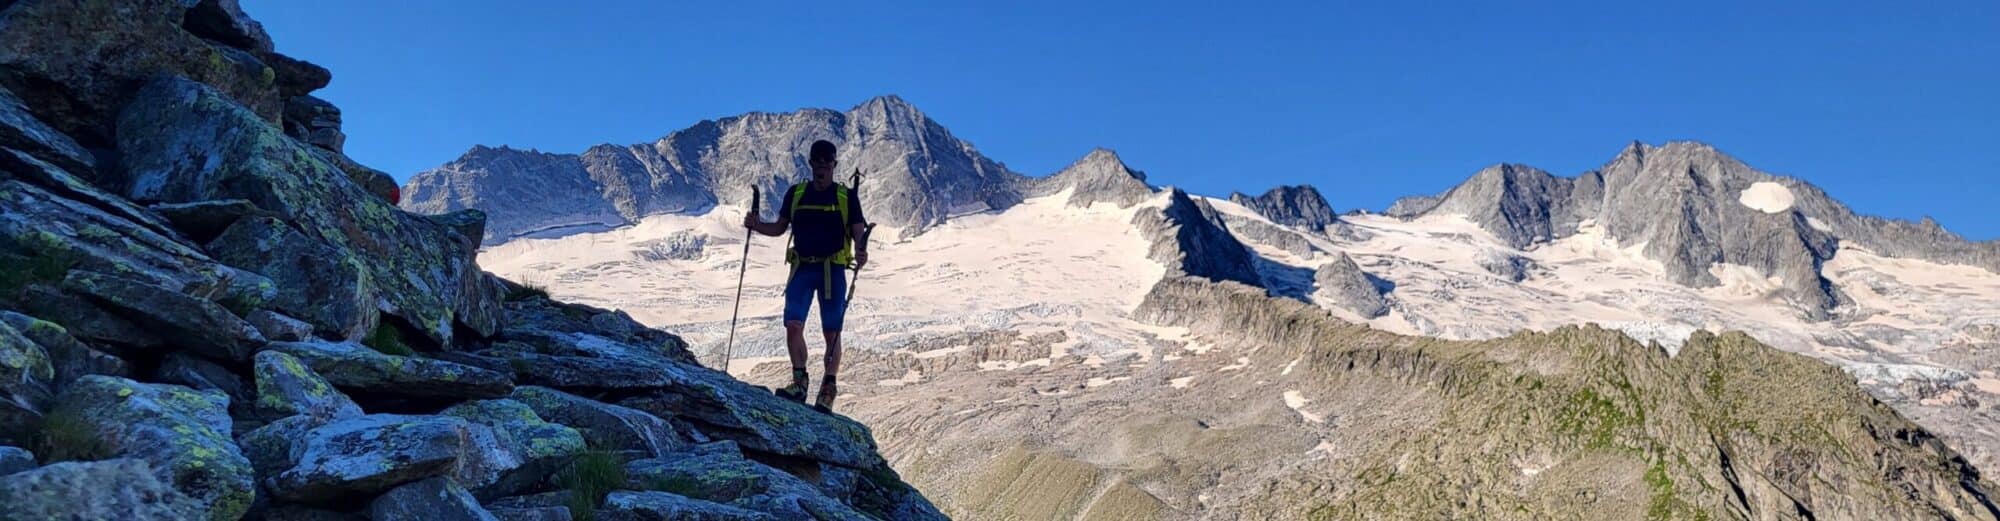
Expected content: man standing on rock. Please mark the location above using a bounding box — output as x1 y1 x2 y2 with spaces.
743 140 868 412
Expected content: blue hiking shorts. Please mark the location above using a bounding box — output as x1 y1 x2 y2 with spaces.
783 263 848 332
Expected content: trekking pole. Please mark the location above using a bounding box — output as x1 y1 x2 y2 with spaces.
720 185 759 370
847 169 875 306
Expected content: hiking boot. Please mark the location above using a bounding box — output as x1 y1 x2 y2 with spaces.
813 376 838 413
775 368 808 403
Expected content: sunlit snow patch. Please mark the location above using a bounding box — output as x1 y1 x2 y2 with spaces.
1738 182 1796 213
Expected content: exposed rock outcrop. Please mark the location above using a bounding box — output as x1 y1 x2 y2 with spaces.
1314 252 1389 318
1229 184 1337 229
0 2 942 519
1032 148 1155 209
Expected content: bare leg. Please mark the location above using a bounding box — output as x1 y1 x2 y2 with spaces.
784 320 808 370
821 330 843 377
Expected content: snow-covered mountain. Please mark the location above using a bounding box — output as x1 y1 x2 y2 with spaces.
413 100 2000 518
401 96 1027 243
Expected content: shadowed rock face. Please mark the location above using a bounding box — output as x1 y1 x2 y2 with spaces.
0 1 943 519
1229 185 1337 230
1134 189 1261 286
403 95 1031 243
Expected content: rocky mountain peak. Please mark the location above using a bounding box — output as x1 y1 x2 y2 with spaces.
1229 184 1337 230
1036 147 1153 208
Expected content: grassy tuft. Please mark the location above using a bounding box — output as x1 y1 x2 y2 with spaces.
558 451 626 521
34 407 112 464
505 282 550 302
362 324 414 356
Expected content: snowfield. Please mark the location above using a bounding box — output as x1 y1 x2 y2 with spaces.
479 187 2000 470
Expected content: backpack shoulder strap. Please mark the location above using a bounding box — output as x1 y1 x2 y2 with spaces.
786 183 808 221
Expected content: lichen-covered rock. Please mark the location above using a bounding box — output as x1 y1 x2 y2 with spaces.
17 284 169 352
0 0 286 144
55 375 254 521
207 216 373 341
246 309 316 343
268 340 513 400
614 362 882 469
283 94 345 153
115 76 501 346
502 299 694 364
260 505 364 521
622 444 878 521
0 306 134 388
441 399 584 497
0 458 203 521
148 199 266 244
269 414 519 503
0 319 55 442
156 352 252 412
599 491 778 521
0 173 242 303
236 414 322 480
509 386 687 458
368 477 502 521
0 85 95 177
0 445 34 476
61 270 263 362
490 505 573 521
253 350 363 421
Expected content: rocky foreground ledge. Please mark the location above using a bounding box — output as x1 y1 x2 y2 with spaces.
0 1 940 519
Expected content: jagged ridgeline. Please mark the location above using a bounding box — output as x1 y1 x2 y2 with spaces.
0 1 940 520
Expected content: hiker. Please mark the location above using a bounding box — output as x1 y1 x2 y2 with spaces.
742 140 868 412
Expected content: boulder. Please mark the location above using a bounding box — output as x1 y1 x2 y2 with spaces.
283 94 345 153
61 270 263 362
0 174 235 300
0 319 55 442
268 340 513 400
0 85 95 177
155 352 252 411
622 444 873 520
246 309 316 343
617 363 883 469
207 217 372 341
441 399 585 497
0 445 33 476
252 350 363 421
236 414 321 480
182 0 274 53
14 285 164 359
599 491 778 521
55 375 255 521
369 477 502 521
0 458 204 521
509 386 687 458
115 76 501 347
268 414 518 503
0 0 285 144
149 199 265 244
260 505 365 521
490 506 574 521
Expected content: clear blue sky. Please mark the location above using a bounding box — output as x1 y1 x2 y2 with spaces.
247 0 1998 239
